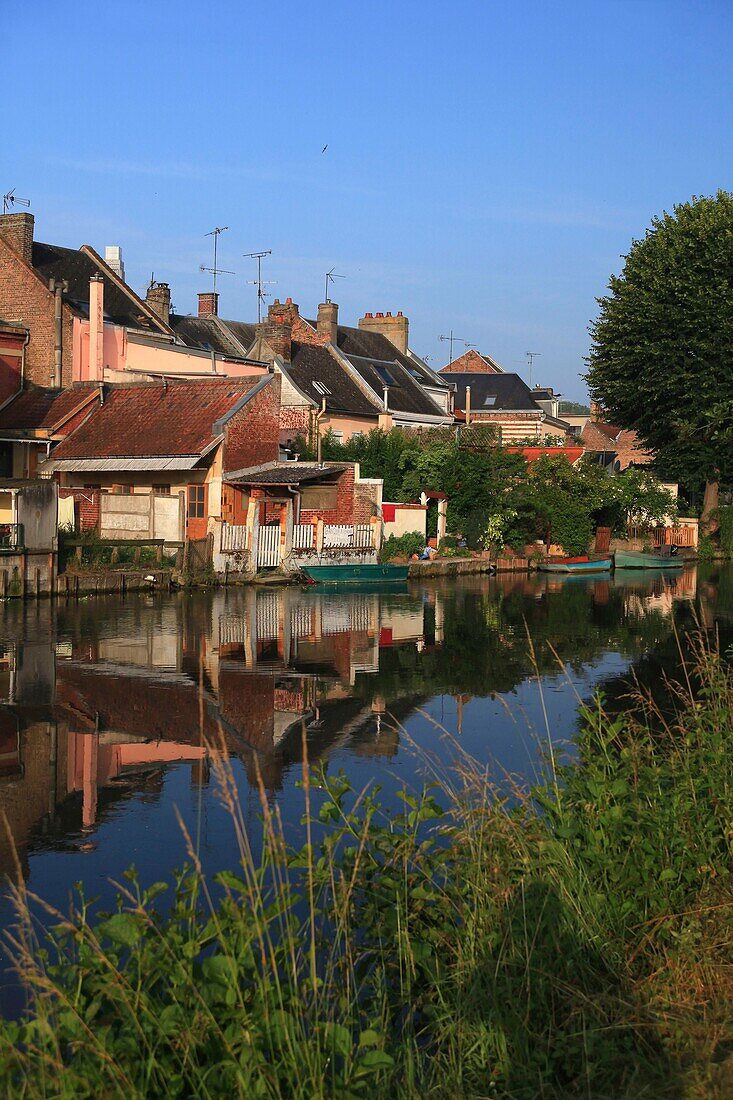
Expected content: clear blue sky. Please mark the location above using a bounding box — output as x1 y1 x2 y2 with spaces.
7 0 732 399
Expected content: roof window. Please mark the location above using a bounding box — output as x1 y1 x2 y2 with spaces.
312 380 332 396
374 365 396 386
482 395 497 407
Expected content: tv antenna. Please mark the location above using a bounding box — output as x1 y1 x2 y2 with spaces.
324 267 345 303
244 250 275 323
200 227 234 295
438 330 472 363
526 350 541 387
2 189 31 215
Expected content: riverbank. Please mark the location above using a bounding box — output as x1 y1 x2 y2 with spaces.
1 628 731 1096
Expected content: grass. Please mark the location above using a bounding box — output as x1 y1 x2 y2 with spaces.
0 631 732 1097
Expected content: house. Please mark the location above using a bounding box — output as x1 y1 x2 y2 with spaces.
40 375 281 544
443 372 572 443
580 417 654 472
439 348 505 374
0 478 58 596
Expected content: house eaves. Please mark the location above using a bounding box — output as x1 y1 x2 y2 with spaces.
80 245 175 337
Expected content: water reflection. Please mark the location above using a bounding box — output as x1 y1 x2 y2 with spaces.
1 564 723 890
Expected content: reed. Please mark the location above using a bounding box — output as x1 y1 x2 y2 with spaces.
0 632 731 1097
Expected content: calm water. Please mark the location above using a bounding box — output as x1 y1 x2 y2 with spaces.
1 565 731 1012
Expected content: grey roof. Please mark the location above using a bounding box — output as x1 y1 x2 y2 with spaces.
332 323 450 390
446 373 543 412
169 314 257 359
225 461 348 485
345 353 446 417
286 343 380 417
31 242 161 330
45 457 202 472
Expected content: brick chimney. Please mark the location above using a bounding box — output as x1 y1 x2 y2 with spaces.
317 301 338 343
268 297 300 326
258 319 292 362
358 310 408 355
146 282 171 325
198 291 219 317
0 212 34 265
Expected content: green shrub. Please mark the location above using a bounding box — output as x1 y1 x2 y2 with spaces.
379 530 425 562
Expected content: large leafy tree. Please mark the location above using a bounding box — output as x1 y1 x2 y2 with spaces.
586 191 733 525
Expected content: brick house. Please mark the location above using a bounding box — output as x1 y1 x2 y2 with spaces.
439 348 505 374
445 372 572 443
40 375 281 542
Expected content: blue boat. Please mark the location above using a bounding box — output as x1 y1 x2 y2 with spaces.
537 555 613 574
302 563 409 586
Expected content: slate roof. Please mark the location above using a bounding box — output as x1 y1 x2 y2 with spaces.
31 243 161 330
285 343 380 417
49 377 267 460
169 314 258 359
226 461 349 485
0 385 98 433
345 353 446 417
445 373 543 412
333 323 450 391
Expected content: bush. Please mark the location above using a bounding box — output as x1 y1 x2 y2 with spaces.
379 530 425 562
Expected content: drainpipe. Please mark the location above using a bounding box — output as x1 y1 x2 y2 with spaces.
316 398 327 465
20 326 29 390
465 385 471 426
50 278 68 388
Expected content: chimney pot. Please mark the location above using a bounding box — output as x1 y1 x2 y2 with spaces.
386 311 392 317
376 312 384 318
286 296 292 305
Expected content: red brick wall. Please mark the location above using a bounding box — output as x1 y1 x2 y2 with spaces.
0 237 74 388
0 335 23 405
298 465 373 525
223 376 281 473
59 486 100 531
279 403 311 433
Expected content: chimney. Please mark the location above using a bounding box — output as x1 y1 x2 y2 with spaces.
268 296 300 325
104 245 125 280
0 212 34 265
589 400 602 422
358 309 409 355
146 282 171 325
198 291 219 317
317 300 338 343
258 318 292 362
89 274 104 381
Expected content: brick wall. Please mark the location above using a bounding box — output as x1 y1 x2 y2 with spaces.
223 376 281 473
59 486 100 531
0 237 74 387
298 465 373 525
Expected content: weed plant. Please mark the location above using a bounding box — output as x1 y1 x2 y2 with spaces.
0 633 732 1097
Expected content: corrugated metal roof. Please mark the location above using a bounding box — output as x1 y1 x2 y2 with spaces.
45 457 201 472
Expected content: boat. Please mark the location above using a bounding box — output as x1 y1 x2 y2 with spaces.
537 555 613 574
302 563 409 586
614 549 684 569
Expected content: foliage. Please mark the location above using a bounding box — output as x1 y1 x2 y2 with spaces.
2 636 732 1096
480 510 517 552
558 400 590 415
586 190 733 493
718 505 733 557
378 530 425 562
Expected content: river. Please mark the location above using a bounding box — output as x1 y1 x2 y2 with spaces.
1 564 731 1012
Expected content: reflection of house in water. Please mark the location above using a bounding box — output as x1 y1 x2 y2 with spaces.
0 588 440 879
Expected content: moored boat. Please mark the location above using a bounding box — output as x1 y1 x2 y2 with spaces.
537 555 613 574
614 549 684 569
302 563 409 585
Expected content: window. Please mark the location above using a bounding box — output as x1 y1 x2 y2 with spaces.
188 485 206 518
153 485 171 495
300 484 338 511
331 430 344 442
313 380 332 396
374 364 396 386
482 395 497 407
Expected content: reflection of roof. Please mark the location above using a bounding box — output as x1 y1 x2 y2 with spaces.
0 385 98 433
31 243 164 331
47 377 268 460
286 343 379 416
226 461 348 484
446 373 542 412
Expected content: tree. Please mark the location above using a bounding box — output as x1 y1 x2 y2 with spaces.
586 191 733 529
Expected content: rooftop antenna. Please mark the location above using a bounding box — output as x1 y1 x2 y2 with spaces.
243 250 274 323
526 350 541 387
324 267 345 303
200 226 234 295
2 189 31 215
438 330 469 364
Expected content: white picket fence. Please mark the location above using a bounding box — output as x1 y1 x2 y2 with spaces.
221 524 249 552
293 524 314 549
323 523 373 549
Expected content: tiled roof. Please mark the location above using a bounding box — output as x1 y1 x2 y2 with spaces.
285 343 380 417
345 353 446 417
614 429 653 469
50 377 267 459
169 314 258 359
580 421 620 452
31 243 161 330
226 461 348 484
0 385 98 432
446 373 542 412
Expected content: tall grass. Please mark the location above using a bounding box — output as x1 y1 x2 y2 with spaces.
1 632 732 1097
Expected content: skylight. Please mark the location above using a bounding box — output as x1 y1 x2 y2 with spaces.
374 364 396 386
483 395 497 407
313 380 332 396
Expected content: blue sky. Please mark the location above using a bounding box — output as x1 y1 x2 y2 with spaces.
7 0 732 399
